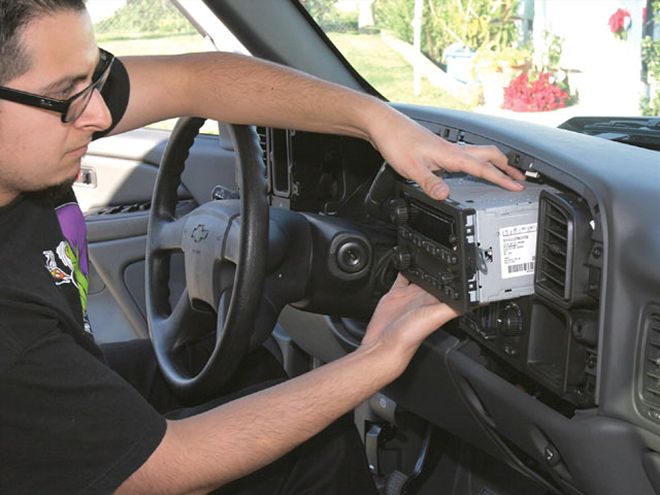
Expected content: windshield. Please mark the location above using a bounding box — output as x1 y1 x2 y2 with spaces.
300 0 659 128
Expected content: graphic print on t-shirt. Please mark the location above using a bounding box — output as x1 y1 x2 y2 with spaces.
43 241 83 287
42 201 92 334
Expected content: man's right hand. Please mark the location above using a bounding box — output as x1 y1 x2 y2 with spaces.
117 274 458 495
359 274 459 379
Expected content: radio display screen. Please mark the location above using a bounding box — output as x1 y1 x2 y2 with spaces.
408 200 455 248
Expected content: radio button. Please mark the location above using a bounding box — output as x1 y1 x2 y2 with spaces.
398 227 412 240
504 345 518 356
479 327 499 340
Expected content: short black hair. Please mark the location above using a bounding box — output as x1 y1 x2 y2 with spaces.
0 0 87 85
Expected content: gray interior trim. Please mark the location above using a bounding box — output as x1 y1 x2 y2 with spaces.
205 0 368 91
87 211 150 242
88 235 150 339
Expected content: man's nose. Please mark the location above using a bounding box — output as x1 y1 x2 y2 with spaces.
75 88 112 131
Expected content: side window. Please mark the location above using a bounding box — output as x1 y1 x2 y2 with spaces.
87 0 246 132
90 0 213 55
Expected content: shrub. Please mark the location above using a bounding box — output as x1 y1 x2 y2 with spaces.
299 0 359 32
374 0 521 65
503 72 569 111
95 0 195 38
374 0 414 43
640 1 660 115
501 31 577 112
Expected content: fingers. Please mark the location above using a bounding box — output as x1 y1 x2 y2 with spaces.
463 144 527 181
391 273 411 288
395 300 460 346
409 142 525 201
417 158 521 201
418 302 460 329
454 145 524 192
420 170 450 200
473 162 525 192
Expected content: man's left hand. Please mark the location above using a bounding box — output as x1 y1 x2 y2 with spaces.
368 109 526 200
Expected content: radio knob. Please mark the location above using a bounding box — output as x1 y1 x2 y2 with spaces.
392 247 412 271
388 199 410 225
496 302 523 336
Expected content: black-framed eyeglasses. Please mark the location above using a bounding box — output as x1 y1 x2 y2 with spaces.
0 48 114 123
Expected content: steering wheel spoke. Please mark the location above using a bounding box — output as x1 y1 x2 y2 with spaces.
158 288 192 348
151 215 188 253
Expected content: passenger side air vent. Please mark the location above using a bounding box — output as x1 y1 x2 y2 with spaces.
639 309 660 420
537 199 569 298
535 191 596 308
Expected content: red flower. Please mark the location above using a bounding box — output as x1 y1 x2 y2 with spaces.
502 72 570 112
609 8 631 34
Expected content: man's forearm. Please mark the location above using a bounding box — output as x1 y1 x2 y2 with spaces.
116 52 389 140
117 342 399 494
117 52 524 200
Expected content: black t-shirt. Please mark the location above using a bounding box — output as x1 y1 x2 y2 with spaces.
0 59 166 494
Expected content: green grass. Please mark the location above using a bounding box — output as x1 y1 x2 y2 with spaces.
97 30 473 131
329 32 474 110
97 33 213 56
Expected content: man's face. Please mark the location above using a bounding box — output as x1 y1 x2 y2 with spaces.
0 9 112 206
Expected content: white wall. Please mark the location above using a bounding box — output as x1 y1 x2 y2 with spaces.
86 0 127 24
533 0 646 115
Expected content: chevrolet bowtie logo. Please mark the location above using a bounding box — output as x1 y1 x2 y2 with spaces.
191 224 209 243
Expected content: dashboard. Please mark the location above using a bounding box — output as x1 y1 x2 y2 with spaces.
259 105 660 495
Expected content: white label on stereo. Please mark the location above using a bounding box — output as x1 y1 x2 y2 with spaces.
499 223 537 279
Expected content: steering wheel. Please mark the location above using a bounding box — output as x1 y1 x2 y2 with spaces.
145 117 268 402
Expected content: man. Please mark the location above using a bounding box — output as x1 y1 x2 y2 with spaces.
0 1 526 493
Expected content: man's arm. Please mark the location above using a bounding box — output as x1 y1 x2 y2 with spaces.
116 276 457 494
113 52 525 200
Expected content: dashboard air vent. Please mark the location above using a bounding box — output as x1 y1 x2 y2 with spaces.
640 309 660 420
537 199 569 299
534 191 596 308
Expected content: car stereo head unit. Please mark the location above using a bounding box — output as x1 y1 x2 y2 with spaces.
388 175 555 313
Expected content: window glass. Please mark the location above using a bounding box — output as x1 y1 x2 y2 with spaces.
300 0 657 127
87 0 244 133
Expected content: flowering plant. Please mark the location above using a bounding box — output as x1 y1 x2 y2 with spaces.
501 32 577 112
502 72 570 112
609 8 632 40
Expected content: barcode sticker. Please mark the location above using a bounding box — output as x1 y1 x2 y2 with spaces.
499 223 537 279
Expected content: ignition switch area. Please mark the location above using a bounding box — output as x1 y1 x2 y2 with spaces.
337 240 369 273
329 233 372 280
